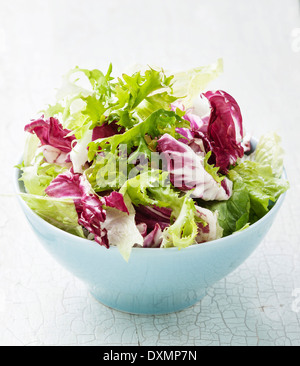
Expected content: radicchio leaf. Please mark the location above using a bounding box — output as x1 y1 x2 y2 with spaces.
143 223 163 248
92 121 124 141
134 204 172 232
157 133 232 201
25 117 76 153
104 191 129 214
195 205 223 243
45 170 128 247
204 90 244 173
174 91 245 174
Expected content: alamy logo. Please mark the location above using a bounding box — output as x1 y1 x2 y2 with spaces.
291 288 300 313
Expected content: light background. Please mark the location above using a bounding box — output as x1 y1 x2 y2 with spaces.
0 0 300 346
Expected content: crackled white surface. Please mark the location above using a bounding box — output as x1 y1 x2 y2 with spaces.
0 0 300 346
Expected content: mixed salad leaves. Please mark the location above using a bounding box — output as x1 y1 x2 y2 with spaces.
17 60 289 261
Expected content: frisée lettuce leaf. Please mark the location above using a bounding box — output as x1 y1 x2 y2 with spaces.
43 65 176 140
161 195 199 249
19 154 67 196
88 109 189 162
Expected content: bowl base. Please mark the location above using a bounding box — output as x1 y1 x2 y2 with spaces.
89 290 206 315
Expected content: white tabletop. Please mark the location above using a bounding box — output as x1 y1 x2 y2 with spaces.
0 0 300 346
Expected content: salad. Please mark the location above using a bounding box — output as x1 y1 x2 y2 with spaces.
17 60 290 261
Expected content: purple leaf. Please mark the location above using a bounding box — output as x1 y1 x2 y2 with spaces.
135 204 171 231
195 205 222 243
45 170 129 248
143 223 163 248
174 91 245 174
157 133 232 200
104 191 129 215
204 90 244 173
25 117 76 153
92 121 124 141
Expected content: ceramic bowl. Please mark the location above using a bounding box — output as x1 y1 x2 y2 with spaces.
14 164 287 315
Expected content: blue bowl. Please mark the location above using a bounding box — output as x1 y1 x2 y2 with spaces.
14 165 287 315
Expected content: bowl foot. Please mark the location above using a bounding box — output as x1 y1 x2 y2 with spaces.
89 290 207 315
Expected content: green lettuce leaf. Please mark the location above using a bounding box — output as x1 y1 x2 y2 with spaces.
119 170 179 210
43 65 114 139
203 151 225 184
19 154 67 196
88 109 189 162
20 193 85 238
85 150 129 192
23 133 40 167
43 65 177 139
112 67 174 128
202 134 289 237
135 92 178 121
228 160 289 218
251 132 285 178
41 61 223 143
203 180 251 237
171 58 224 108
162 195 199 249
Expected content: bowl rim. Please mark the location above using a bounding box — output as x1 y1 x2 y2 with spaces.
14 157 288 254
